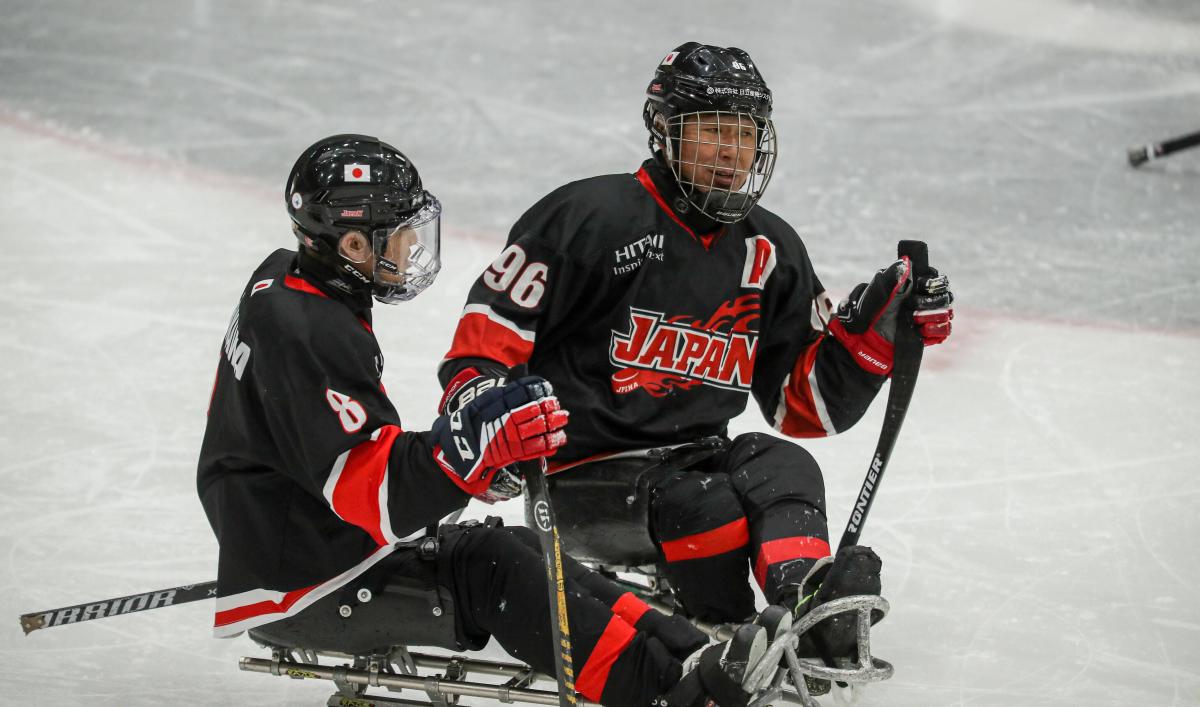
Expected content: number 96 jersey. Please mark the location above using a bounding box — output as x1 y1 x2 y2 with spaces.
440 159 888 468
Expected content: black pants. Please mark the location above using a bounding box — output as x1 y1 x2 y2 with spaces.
555 433 830 624
251 522 704 707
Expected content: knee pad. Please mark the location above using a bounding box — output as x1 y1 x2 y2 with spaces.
650 472 745 544
726 434 825 514
503 525 541 551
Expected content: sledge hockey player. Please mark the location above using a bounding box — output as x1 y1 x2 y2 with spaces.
439 42 955 667
196 133 780 707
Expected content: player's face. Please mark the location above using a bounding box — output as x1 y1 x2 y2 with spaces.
332 196 441 303
675 112 758 193
375 228 418 286
338 229 417 285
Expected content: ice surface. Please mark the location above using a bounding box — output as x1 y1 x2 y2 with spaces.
1 1 1198 705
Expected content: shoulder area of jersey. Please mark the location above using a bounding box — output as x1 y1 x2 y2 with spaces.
240 249 312 302
528 171 645 216
236 252 352 331
741 201 805 243
513 172 645 247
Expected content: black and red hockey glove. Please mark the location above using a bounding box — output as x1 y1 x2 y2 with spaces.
828 258 955 375
911 269 953 346
438 366 521 503
438 365 507 415
431 376 569 498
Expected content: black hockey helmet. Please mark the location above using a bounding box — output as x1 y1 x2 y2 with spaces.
286 134 441 303
643 43 778 223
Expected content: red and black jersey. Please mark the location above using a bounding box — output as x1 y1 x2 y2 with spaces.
197 249 466 637
440 159 886 468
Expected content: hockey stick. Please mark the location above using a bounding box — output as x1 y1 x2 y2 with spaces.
1127 129 1200 167
19 580 216 635
512 364 578 707
838 240 930 551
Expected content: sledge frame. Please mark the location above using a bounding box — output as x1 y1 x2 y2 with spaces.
238 440 893 706
239 581 892 707
240 641 598 707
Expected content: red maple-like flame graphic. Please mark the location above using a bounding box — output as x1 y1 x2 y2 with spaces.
667 293 761 333
611 368 701 397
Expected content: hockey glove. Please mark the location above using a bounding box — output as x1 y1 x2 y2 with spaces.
911 269 954 346
431 376 568 498
438 366 522 503
473 467 524 505
829 258 956 376
438 365 507 415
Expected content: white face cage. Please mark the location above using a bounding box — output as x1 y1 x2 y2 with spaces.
662 110 777 223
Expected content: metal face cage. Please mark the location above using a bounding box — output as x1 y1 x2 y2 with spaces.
663 110 777 223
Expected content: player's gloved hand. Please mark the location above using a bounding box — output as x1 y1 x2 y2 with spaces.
431 376 568 497
911 269 954 346
437 366 507 415
473 467 524 505
438 367 524 503
828 257 955 375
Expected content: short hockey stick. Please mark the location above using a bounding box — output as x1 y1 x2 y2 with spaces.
512 364 578 707
838 240 931 551
19 580 216 635
1127 129 1200 167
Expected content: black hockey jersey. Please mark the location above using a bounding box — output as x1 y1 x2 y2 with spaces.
441 159 886 470
198 249 466 637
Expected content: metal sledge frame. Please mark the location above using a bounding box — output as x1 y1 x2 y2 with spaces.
240 642 600 707
238 432 895 707
238 581 892 707
744 595 894 707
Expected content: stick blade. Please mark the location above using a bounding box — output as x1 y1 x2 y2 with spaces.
19 613 45 635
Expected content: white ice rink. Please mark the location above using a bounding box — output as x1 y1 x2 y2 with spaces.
2 1 1199 705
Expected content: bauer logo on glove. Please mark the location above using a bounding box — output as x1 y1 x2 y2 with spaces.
431 376 569 497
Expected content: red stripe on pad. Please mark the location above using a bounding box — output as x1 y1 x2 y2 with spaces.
753 536 831 588
611 591 651 627
443 312 534 369
575 614 638 702
660 517 749 563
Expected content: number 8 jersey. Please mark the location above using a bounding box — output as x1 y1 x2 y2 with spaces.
440 159 888 469
198 249 467 637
